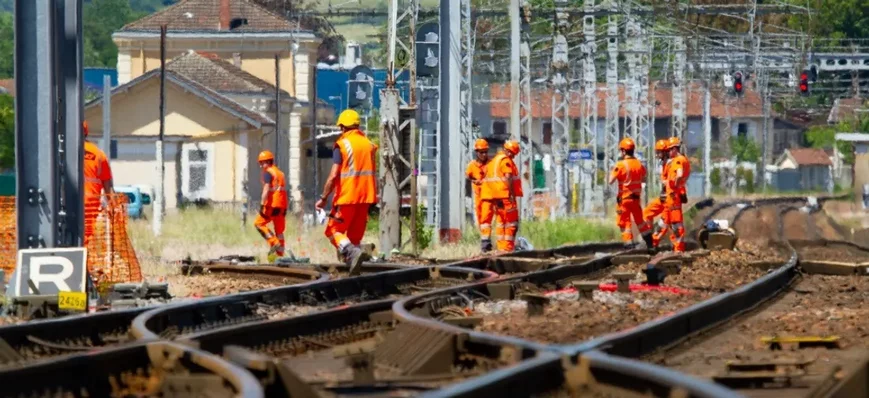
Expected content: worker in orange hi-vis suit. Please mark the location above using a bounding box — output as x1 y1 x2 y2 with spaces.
642 139 671 248
316 109 378 275
665 136 691 253
466 138 491 252
254 150 289 259
608 138 653 249
480 140 523 252
82 121 115 247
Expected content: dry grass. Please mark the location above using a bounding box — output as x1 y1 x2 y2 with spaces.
128 208 619 282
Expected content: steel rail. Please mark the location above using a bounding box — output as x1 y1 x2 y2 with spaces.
131 266 498 341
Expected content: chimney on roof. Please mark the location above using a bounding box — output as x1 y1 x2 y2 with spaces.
219 0 231 30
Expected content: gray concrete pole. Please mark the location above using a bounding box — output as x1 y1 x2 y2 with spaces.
378 89 401 253
509 0 520 142
153 25 166 236
704 81 712 197
438 0 462 241
15 0 60 249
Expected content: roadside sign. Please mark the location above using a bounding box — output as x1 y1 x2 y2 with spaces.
9 248 87 297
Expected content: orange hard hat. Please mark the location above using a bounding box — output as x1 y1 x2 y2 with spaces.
82 121 89 137
474 138 489 151
503 140 520 156
667 136 681 149
619 138 635 151
654 139 668 152
258 150 275 162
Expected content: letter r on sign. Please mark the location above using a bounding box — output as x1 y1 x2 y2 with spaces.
29 256 74 293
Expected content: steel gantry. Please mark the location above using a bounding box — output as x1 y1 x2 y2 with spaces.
550 0 570 218
579 0 599 215
603 9 620 207
672 36 687 140
459 0 475 224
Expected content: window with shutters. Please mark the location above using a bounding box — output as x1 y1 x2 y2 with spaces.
181 143 214 200
492 120 507 138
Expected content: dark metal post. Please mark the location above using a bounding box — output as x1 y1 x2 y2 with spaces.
58 0 84 247
15 0 59 249
153 25 166 235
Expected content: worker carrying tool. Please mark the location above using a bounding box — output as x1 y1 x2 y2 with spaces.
82 121 115 246
608 138 653 249
254 150 288 260
466 138 491 251
480 140 523 252
316 109 377 275
665 136 691 252
642 139 671 248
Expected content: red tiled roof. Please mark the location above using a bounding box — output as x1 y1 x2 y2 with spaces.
489 82 765 119
167 51 291 97
787 148 832 166
827 97 865 124
0 79 14 97
119 0 312 33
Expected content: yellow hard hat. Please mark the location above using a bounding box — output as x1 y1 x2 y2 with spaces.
336 109 361 128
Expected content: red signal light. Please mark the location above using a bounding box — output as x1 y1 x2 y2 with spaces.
734 82 743 92
799 72 809 94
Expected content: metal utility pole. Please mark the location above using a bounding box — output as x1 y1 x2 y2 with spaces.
703 80 712 197
439 0 463 240
551 0 570 218
153 25 166 236
274 54 281 168
15 0 58 249
579 0 597 215
57 0 84 247
509 0 521 144
672 37 687 139
624 17 639 143
459 0 474 224
603 11 619 209
759 70 770 191
102 75 111 154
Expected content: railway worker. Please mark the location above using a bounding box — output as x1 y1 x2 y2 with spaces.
254 150 288 259
82 121 116 247
608 138 653 249
665 136 691 253
480 140 523 252
466 138 491 252
316 109 378 275
642 139 672 248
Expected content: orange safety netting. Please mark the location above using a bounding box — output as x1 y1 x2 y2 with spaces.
0 193 142 284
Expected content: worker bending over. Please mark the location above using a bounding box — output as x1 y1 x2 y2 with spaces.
254 150 288 259
665 136 691 252
608 138 653 249
82 121 115 246
642 139 671 248
316 109 378 275
480 140 523 252
466 138 491 252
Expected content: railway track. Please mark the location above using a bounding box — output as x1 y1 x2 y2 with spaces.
2 195 850 397
0 341 263 397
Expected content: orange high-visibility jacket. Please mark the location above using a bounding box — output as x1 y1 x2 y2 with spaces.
666 154 690 194
610 156 646 200
84 141 112 203
262 165 288 209
465 160 486 200
481 152 523 200
334 129 378 205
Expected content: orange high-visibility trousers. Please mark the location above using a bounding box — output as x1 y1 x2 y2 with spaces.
480 198 519 252
643 198 670 248
616 199 650 244
324 204 371 250
665 194 686 252
255 207 287 254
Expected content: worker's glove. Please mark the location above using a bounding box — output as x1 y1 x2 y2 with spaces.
260 205 268 217
680 193 688 203
616 196 622 206
659 191 666 202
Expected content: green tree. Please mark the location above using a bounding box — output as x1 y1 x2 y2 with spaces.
0 94 13 170
0 12 12 78
730 136 760 163
805 123 856 164
82 0 146 67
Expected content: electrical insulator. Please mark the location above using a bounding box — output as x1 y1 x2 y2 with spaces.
799 72 809 95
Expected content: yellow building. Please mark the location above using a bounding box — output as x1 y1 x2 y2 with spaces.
85 51 283 209
110 0 331 207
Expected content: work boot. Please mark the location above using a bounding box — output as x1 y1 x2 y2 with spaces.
268 243 282 255
623 241 636 250
480 239 493 253
344 246 371 276
641 233 654 250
